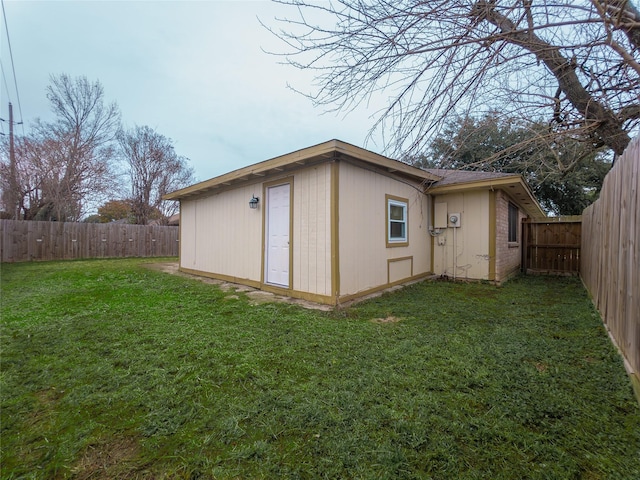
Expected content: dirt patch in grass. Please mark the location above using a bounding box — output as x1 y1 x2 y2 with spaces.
534 362 548 373
370 315 403 324
466 289 498 299
523 359 550 373
142 261 182 276
73 436 141 480
34 386 65 405
27 387 65 427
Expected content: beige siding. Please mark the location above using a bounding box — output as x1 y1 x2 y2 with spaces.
338 161 431 297
432 191 491 280
179 184 263 281
180 201 197 268
388 257 413 283
292 164 332 296
180 164 333 297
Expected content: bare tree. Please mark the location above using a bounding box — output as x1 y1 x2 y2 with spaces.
0 135 46 219
5 74 123 221
267 0 640 159
118 125 195 225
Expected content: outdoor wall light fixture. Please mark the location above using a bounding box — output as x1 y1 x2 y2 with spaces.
249 195 260 209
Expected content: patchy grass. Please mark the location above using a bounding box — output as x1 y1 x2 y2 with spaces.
1 258 639 479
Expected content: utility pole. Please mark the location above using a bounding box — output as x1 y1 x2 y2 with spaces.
7 102 19 219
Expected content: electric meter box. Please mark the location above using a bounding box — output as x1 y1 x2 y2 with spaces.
448 213 461 228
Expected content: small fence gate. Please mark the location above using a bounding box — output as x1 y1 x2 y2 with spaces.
522 216 582 275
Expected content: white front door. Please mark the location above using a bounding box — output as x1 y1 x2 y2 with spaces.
265 183 290 287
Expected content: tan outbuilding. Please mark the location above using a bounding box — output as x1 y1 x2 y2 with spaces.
164 140 545 305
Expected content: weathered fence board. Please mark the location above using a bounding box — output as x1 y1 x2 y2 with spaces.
582 137 640 399
0 220 179 262
522 217 582 274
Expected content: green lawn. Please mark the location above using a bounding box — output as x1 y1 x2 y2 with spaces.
1 258 639 479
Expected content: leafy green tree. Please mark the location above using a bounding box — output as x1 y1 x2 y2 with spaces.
420 114 611 215
82 214 101 223
97 199 133 223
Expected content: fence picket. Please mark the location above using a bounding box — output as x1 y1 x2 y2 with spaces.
582 137 640 396
0 220 179 262
523 218 581 274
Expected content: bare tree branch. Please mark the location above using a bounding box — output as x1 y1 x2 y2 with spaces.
1 74 121 221
266 0 640 159
473 0 631 154
119 125 195 225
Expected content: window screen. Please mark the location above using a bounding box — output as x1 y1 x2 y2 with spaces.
388 199 407 243
508 202 519 243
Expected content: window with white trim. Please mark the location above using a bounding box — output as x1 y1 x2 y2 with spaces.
387 198 407 244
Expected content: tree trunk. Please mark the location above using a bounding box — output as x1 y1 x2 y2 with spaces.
474 1 631 155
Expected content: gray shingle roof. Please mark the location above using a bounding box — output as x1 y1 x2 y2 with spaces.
425 169 516 186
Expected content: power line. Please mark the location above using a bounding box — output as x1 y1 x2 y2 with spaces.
0 58 11 103
0 41 11 138
0 72 6 135
1 0 25 135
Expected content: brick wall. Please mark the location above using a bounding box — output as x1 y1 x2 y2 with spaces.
494 190 525 282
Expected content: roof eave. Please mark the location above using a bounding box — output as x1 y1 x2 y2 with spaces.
164 139 440 200
428 176 546 218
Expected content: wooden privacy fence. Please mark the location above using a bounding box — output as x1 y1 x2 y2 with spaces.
522 216 582 274
581 137 639 397
0 220 179 262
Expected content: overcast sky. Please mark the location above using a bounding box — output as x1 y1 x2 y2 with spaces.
1 0 386 183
